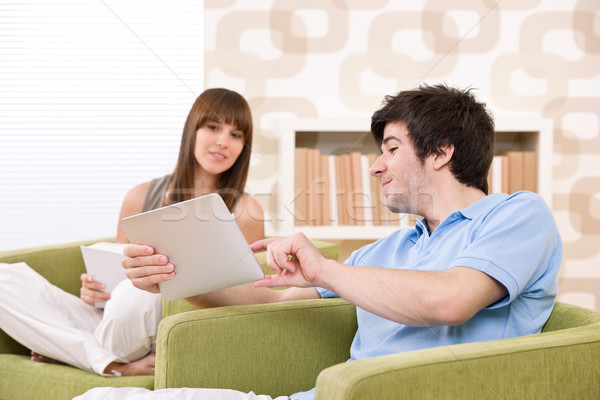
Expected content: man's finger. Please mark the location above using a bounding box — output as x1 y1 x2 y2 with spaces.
273 248 296 273
249 237 279 252
265 246 282 273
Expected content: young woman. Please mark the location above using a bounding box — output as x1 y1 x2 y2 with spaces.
0 88 264 377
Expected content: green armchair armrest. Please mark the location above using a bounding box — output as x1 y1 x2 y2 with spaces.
316 302 600 399
155 298 357 397
154 301 600 400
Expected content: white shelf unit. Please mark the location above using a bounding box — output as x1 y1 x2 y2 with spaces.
275 117 553 240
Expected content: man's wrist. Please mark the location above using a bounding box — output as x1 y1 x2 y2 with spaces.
314 257 340 292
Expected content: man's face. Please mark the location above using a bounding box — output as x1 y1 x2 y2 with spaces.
369 121 427 214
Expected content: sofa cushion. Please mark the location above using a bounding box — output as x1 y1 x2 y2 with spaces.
0 354 153 400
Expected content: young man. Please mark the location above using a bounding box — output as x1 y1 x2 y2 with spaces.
78 84 562 400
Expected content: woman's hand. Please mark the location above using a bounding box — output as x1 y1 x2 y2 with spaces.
121 244 175 294
79 273 110 306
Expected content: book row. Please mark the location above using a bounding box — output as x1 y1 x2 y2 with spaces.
294 148 416 227
488 151 537 195
294 147 538 227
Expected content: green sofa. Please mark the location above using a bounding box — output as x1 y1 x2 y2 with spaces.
0 238 340 400
2 239 600 399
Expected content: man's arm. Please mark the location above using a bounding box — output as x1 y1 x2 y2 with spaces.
121 244 320 308
252 234 507 327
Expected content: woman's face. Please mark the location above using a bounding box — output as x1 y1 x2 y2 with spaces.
193 120 246 180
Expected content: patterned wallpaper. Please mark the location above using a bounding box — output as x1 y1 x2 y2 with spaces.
203 0 600 310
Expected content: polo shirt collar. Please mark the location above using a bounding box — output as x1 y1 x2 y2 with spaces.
458 193 506 220
413 193 506 239
414 218 427 239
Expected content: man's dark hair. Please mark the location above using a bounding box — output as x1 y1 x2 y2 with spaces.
370 84 495 194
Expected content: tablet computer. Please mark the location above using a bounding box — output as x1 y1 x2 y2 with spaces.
119 193 264 301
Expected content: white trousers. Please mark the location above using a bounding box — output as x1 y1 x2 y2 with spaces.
0 262 162 375
75 387 290 400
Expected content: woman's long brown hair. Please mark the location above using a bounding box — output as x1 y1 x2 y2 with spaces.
165 88 253 211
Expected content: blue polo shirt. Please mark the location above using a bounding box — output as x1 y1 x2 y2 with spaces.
292 191 562 400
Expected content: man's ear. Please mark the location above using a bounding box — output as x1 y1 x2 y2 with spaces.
432 143 454 171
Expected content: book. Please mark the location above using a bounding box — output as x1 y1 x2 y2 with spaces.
523 151 537 192
311 148 325 226
328 155 338 226
294 148 308 226
335 154 348 225
367 153 383 225
349 152 365 225
360 154 373 226
507 151 524 194
340 154 355 225
501 154 510 194
320 154 331 225
491 155 503 194
80 242 128 308
306 148 317 226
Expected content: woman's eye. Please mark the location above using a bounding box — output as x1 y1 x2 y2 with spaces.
207 124 219 131
231 131 243 139
389 147 397 154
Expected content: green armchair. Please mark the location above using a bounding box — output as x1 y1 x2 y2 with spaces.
155 299 600 399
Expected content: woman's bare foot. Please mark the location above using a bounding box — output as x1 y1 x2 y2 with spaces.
30 351 65 365
103 353 155 376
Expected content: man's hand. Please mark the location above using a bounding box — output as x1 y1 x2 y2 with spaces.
79 273 110 306
250 233 329 289
121 244 174 294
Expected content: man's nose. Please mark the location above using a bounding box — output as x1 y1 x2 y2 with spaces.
369 154 386 177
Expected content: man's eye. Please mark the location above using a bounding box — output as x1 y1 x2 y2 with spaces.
389 147 397 154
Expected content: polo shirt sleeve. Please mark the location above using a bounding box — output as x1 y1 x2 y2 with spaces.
450 192 561 308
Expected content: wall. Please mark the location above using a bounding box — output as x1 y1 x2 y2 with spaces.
204 0 600 309
0 1 203 250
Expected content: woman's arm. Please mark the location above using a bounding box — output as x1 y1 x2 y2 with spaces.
114 182 150 243
233 193 265 244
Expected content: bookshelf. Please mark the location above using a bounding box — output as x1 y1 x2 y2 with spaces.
275 117 553 240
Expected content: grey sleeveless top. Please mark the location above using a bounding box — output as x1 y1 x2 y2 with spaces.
141 174 243 212
141 174 171 212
